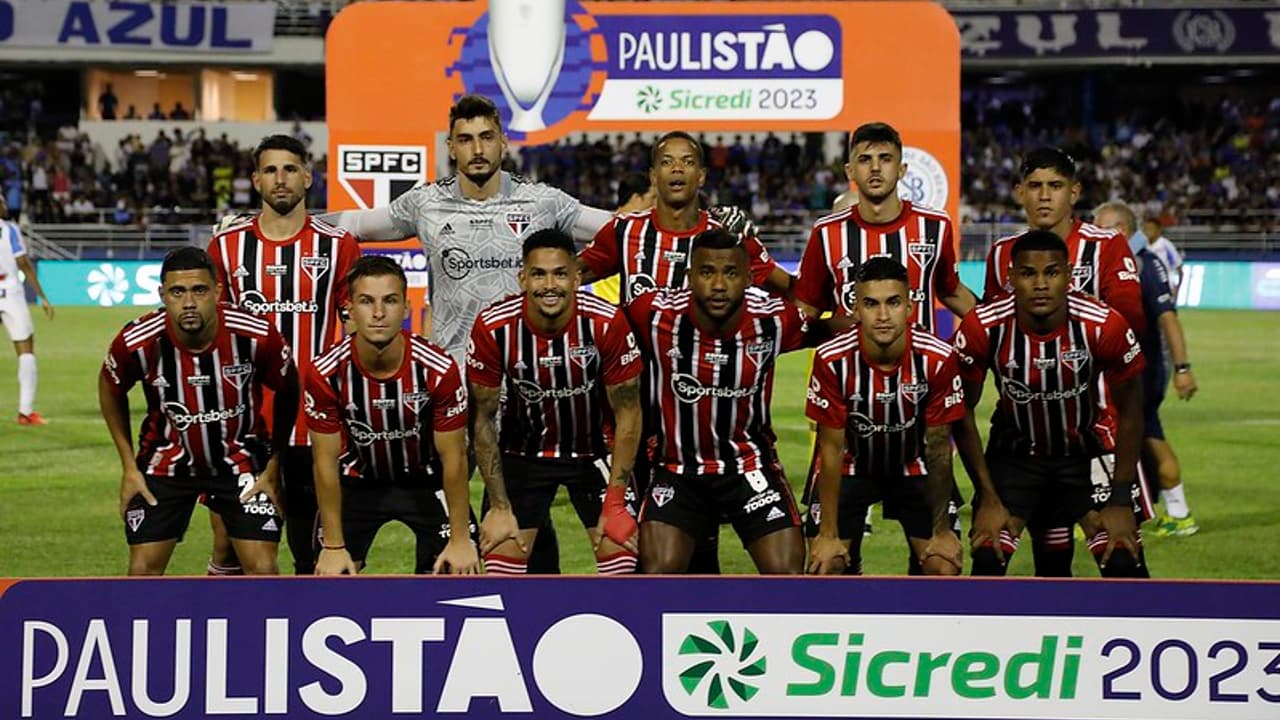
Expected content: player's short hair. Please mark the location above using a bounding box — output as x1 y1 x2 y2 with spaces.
345 255 407 295
856 256 909 285
1093 200 1137 235
161 246 216 283
522 228 576 261
1011 229 1069 261
651 131 704 167
617 172 651 207
849 122 902 154
253 134 308 168
1019 147 1077 181
448 94 502 134
1143 216 1163 230
690 227 746 259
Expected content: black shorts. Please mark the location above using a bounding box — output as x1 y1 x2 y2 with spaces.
502 455 610 531
800 441 966 523
803 475 955 541
1142 363 1168 441
639 465 800 546
342 483 477 574
984 452 1141 527
124 473 282 546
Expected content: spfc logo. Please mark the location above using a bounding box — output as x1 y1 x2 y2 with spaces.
221 363 253 389
337 145 427 210
1071 265 1095 291
1061 348 1090 372
506 210 531 237
404 392 430 414
899 381 929 403
651 483 674 508
569 345 598 368
908 242 936 267
301 255 330 281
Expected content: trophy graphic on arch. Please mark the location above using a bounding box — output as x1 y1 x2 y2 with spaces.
487 0 567 133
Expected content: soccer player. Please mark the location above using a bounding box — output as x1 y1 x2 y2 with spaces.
322 94 615 573
955 231 1148 578
579 131 790 304
0 196 54 425
1142 217 1184 296
806 258 988 576
628 228 823 574
306 257 479 575
1094 202 1199 536
469 229 643 574
984 148 1147 576
208 134 361 576
794 122 977 329
99 247 298 576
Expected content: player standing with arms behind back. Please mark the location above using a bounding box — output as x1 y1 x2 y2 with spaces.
208 134 361 576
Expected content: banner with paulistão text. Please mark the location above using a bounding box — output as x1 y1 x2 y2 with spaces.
4 576 1280 719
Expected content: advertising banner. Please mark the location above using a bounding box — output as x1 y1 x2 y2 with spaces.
4 576 1280 719
0 0 275 53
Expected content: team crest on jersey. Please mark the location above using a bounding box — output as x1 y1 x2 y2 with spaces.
569 345 598 368
301 255 330 281
232 266 250 278
745 340 774 357
651 483 675 508
126 507 145 532
372 398 398 410
266 264 289 277
337 145 427 209
403 392 430 415
221 363 253 389
1061 348 1090 372
506 211 531 237
1071 265 1094 290
907 242 936 267
899 382 929 403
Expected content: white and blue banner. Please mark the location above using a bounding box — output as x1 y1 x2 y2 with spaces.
0 0 274 53
5 577 1280 719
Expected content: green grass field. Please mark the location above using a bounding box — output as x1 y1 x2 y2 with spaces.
1 307 1277 578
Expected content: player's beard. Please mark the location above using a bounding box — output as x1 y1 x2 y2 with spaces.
462 163 498 188
265 191 303 217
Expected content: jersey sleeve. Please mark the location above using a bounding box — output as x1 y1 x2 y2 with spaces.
744 234 779 286
982 241 1007 302
794 225 833 311
579 219 621 279
100 328 143 395
599 311 643 386
302 363 343 434
386 189 427 241
1094 311 1146 385
332 233 362 309
547 185 585 237
8 222 26 257
255 324 294 391
924 351 966 426
1098 236 1146 335
431 358 469 433
623 291 658 352
1140 253 1176 319
932 221 961 298
953 310 992 383
465 318 504 388
206 236 232 303
779 300 811 352
804 355 846 430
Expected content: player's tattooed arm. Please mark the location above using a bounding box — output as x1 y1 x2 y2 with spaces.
471 382 525 555
922 424 963 572
605 378 642 488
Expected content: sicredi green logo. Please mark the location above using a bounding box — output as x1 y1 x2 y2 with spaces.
677 620 768 709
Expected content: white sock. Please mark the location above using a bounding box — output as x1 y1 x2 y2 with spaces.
1161 484 1190 519
17 353 36 415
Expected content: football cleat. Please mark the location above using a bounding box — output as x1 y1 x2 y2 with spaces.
17 412 47 426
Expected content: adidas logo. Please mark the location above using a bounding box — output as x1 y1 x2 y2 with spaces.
1005 359 1020 370
261 518 278 532
151 376 170 388
440 223 455 236
233 266 249 278
766 507 785 522
513 360 527 370
837 256 855 270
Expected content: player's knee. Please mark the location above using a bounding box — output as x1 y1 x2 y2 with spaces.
970 545 1009 576
921 555 960 576
128 560 166 576
240 555 280 575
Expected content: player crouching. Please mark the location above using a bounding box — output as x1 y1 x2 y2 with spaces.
306 257 479 575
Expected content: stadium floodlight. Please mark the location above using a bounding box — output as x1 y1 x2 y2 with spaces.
487 0 567 133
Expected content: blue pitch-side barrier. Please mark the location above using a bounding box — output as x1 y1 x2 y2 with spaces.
4 576 1280 719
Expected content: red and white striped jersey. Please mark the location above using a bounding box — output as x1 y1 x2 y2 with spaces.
101 306 293 478
954 293 1145 457
794 201 961 333
468 291 642 459
805 326 965 479
208 215 361 446
304 332 466 485
580 208 777 304
626 287 808 476
983 219 1145 334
